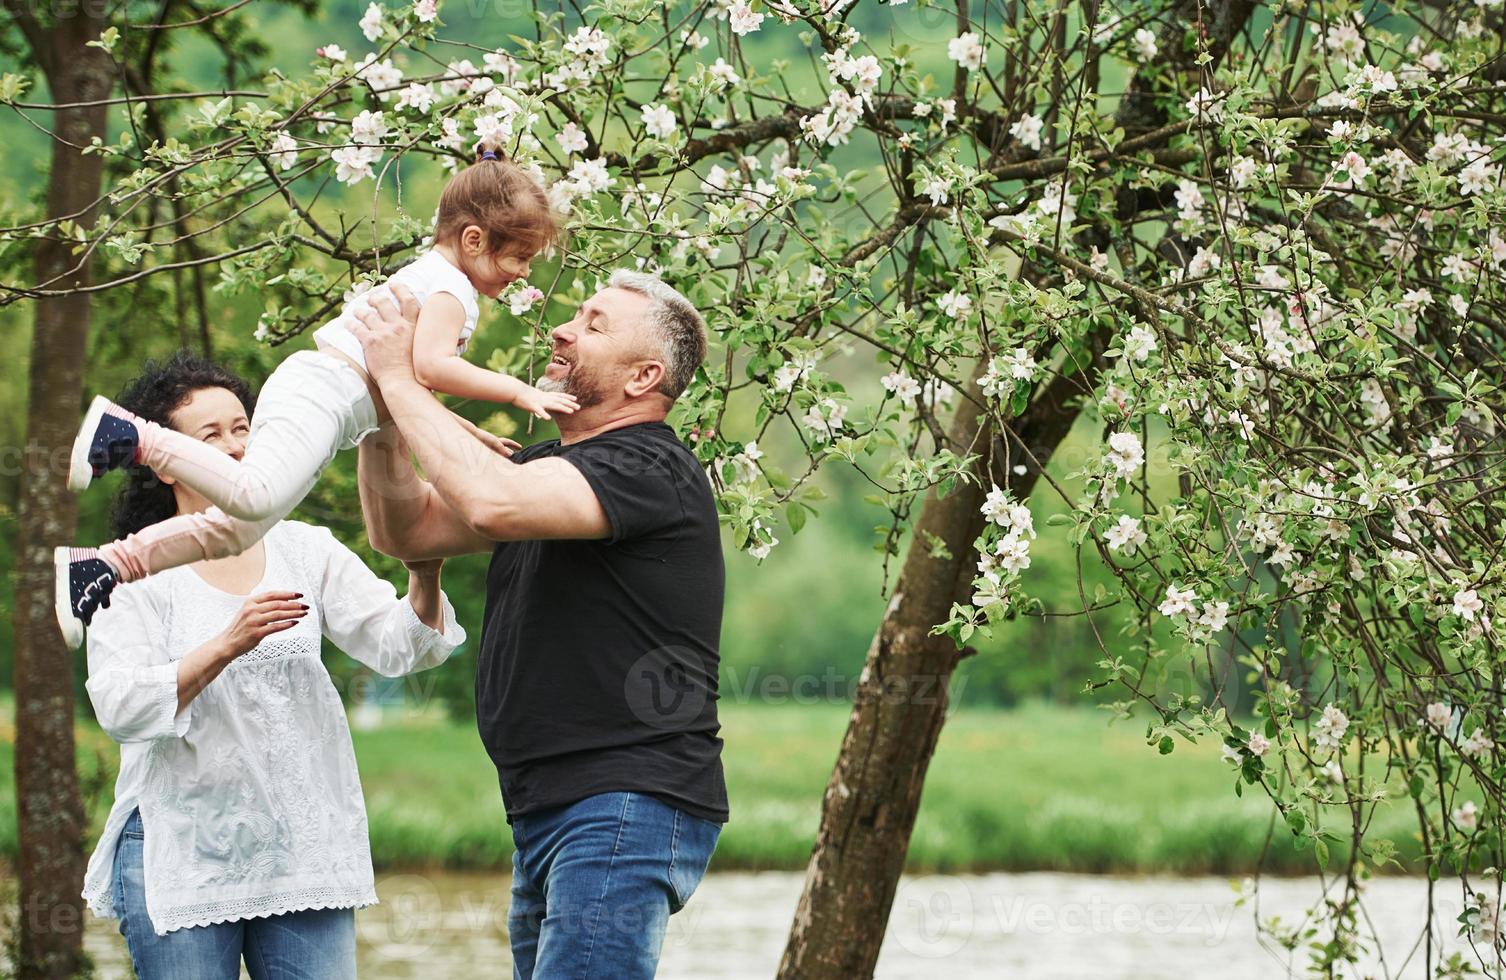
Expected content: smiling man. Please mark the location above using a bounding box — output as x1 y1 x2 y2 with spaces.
348 271 727 979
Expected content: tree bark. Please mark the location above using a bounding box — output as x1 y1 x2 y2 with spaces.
10 8 113 976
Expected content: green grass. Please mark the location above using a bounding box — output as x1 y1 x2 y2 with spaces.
0 702 1427 876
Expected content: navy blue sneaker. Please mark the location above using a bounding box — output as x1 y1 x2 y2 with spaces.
68 395 140 492
54 547 119 649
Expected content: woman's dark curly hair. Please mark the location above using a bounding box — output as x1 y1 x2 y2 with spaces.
111 351 257 538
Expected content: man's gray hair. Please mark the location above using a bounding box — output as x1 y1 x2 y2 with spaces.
608 269 708 401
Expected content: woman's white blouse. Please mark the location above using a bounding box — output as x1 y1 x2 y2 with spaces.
81 519 465 936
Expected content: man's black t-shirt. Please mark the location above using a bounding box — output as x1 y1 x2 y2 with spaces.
475 420 729 825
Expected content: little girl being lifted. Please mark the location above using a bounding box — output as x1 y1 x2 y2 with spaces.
55 148 577 647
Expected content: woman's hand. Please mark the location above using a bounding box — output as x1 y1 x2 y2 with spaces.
220 591 309 659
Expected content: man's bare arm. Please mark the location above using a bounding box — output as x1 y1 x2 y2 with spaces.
357 420 496 560
377 377 612 542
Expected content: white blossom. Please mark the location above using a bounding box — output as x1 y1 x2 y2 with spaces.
1105 431 1144 479
1462 728 1495 759
1174 179 1205 221
1453 588 1485 621
730 441 763 484
1159 584 1198 619
1459 158 1501 196
948 32 987 71
771 351 819 393
729 1 765 36
1105 515 1147 554
1184 86 1224 123
268 132 297 171
1198 600 1230 634
1313 703 1350 751
641 103 678 139
1010 113 1043 151
508 284 544 316
1187 246 1222 279
354 54 404 99
395 82 435 114
919 174 951 206
748 518 778 560
709 57 740 88
359 2 384 42
331 143 380 184
568 157 614 194
556 122 589 155
564 26 612 67
881 370 922 404
992 533 1032 573
800 397 848 442
937 291 973 318
1124 325 1158 362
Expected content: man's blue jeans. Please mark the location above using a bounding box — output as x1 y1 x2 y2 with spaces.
112 809 357 979
508 791 721 979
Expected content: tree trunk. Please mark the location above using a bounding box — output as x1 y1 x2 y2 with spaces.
778 357 1095 978
11 14 113 978
777 4 1258 973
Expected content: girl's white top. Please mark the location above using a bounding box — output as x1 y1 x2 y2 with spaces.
313 249 481 370
81 519 466 936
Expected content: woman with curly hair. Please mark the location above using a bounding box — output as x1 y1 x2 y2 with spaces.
79 351 466 979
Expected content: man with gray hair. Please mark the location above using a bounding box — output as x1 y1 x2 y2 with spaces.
347 272 726 979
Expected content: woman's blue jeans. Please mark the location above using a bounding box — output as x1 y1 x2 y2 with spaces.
112 809 357 979
508 791 721 979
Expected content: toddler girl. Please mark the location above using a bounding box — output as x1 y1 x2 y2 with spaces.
55 149 575 648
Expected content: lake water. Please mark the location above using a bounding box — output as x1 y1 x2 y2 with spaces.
79 870 1499 977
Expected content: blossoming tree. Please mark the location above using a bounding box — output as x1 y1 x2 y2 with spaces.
6 0 1506 975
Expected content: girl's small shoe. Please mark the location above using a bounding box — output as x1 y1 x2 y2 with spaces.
68 395 141 492
54 547 119 650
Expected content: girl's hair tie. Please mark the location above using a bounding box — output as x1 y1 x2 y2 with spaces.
479 149 499 162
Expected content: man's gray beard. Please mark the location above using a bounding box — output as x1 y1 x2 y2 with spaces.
539 369 605 409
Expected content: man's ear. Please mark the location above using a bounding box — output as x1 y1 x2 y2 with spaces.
623 360 666 398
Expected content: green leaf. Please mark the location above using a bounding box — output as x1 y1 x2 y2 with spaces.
0 73 29 102
87 26 120 53
1158 735 1174 755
